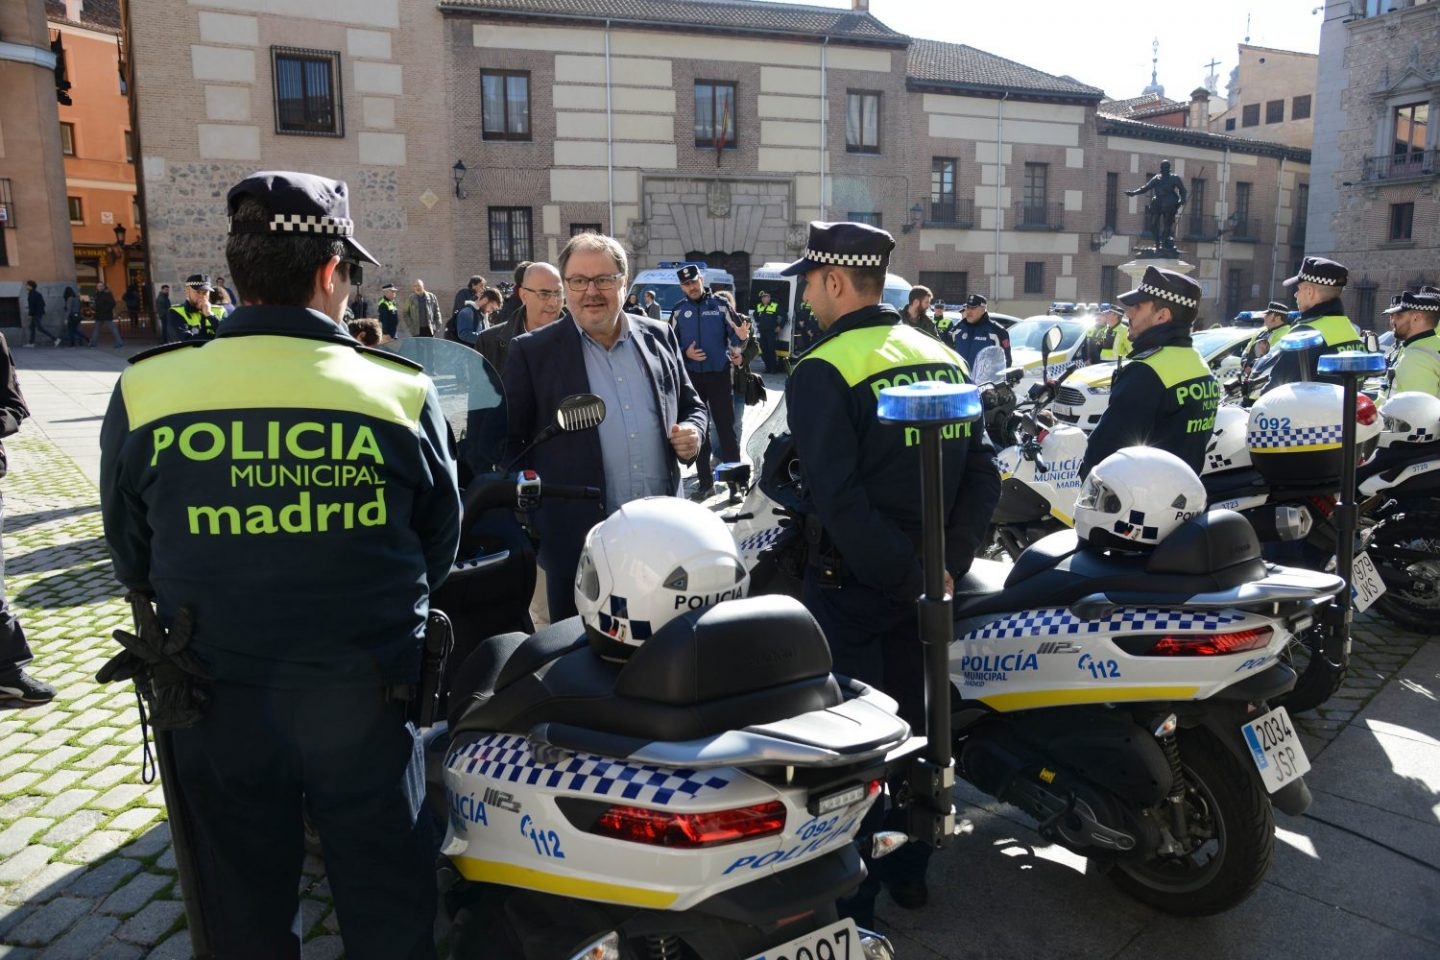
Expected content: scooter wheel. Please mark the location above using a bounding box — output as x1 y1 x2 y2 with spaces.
1369 510 1440 632
1268 625 1346 715
1110 729 1273 916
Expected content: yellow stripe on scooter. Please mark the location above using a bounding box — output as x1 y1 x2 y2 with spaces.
979 685 1201 711
452 857 679 908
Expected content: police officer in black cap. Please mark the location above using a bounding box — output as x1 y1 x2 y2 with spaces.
1080 266 1218 478
1243 300 1295 366
784 221 1000 918
99 170 460 959
170 274 226 340
1264 255 1363 390
950 292 1012 372
672 262 742 499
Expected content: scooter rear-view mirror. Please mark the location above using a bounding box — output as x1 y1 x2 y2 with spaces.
556 394 606 433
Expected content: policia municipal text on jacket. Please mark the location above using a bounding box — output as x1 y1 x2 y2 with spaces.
98 171 460 960
1080 267 1218 479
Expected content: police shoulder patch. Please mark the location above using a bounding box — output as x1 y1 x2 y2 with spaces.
1127 346 1162 362
127 340 205 365
354 344 424 371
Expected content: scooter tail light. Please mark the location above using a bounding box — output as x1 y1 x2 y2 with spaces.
1137 626 1274 657
591 800 787 848
1356 394 1378 426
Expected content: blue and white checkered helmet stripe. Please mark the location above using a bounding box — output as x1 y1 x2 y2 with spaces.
963 607 1249 642
448 734 731 806
1248 423 1344 450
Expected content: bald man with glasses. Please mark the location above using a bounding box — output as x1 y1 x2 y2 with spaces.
477 261 565 377
502 232 706 620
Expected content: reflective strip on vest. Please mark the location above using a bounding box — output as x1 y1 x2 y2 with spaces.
1138 344 1210 388
1306 314 1361 350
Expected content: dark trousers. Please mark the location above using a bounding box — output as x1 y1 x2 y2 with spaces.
0 491 32 672
64 316 85 346
757 317 780 372
803 570 933 919
691 370 739 487
169 683 436 960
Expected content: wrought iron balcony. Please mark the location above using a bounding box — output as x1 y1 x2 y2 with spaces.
926 198 976 229
1362 149 1438 182
1013 201 1064 231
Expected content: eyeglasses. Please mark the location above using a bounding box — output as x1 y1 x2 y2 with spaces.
562 273 624 293
339 258 364 287
520 285 563 301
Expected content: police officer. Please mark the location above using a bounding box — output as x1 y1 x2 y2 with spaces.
1266 256 1363 389
1244 300 1293 365
169 275 226 340
99 171 461 960
1384 289 1440 397
1084 303 1131 364
951 293 1012 371
377 282 400 339
673 263 742 499
783 221 1000 918
1080 266 1218 478
752 289 781 372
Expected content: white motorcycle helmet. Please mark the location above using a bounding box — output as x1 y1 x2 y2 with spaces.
1378 391 1440 448
1203 405 1253 474
1248 382 1383 482
574 497 749 660
1073 447 1207 550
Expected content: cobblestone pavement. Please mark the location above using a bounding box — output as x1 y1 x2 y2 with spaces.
0 417 1434 958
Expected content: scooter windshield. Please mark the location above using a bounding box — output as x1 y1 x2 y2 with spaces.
745 392 788 466
383 338 508 475
971 345 1007 387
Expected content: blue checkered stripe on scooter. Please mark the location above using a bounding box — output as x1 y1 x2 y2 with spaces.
965 607 1249 641
739 527 784 552
1248 423 1344 449
449 734 731 806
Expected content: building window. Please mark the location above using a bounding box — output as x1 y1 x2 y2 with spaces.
1233 181 1253 239
1104 172 1118 230
931 157 958 222
918 271 967 304
570 223 603 237
1292 183 1309 246
1225 267 1246 318
1390 202 1415 241
1100 265 1117 303
483 71 531 141
847 212 882 227
488 207 533 271
1292 95 1312 121
694 81 736 150
1021 163 1049 227
1242 103 1260 127
132 196 140 230
68 196 84 223
123 130 133 163
845 90 881 154
1355 280 1377 328
1187 179 1207 237
59 122 75 156
1023 261 1044 295
1266 99 1285 124
271 47 342 136
1224 118 1236 131
1393 102 1429 161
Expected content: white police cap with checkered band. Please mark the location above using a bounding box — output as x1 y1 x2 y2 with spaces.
225 170 380 265
781 221 895 277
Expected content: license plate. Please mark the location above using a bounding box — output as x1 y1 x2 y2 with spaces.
746 918 859 960
1241 706 1311 794
1350 550 1387 612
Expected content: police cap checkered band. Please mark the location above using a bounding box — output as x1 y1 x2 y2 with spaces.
1283 256 1347 289
225 170 380 265
1137 282 1198 309
184 274 211 289
1383 290 1440 314
800 247 886 268
1266 300 1290 314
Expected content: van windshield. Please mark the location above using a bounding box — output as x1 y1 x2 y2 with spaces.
629 283 687 315
881 287 909 312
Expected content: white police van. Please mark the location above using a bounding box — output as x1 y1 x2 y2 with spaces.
628 262 735 321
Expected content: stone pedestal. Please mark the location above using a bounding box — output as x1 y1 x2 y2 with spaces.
1119 257 1196 284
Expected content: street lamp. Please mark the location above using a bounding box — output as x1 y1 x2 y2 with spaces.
113 223 126 246
452 160 467 199
902 202 924 234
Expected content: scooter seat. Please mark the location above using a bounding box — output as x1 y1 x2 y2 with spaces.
955 511 1267 619
450 595 843 743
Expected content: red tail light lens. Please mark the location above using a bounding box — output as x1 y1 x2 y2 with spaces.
1356 394 1378 426
1307 495 1337 517
1147 626 1274 656
592 801 786 848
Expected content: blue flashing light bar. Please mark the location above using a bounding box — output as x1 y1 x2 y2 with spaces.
1276 328 1326 352
1317 352 1388 375
877 382 981 426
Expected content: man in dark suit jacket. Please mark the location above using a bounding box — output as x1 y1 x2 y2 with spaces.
504 233 707 619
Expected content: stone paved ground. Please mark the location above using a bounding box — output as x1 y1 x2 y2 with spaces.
0 421 1433 959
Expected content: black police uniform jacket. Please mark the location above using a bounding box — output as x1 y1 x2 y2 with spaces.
99 306 461 688
786 305 1000 601
1079 321 1218 479
1263 296 1361 391
951 313 1013 372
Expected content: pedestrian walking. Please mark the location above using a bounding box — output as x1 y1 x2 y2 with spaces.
402 279 440 337
154 284 175 341
62 286 85 346
23 281 59 347
89 281 125 348
672 263 742 500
